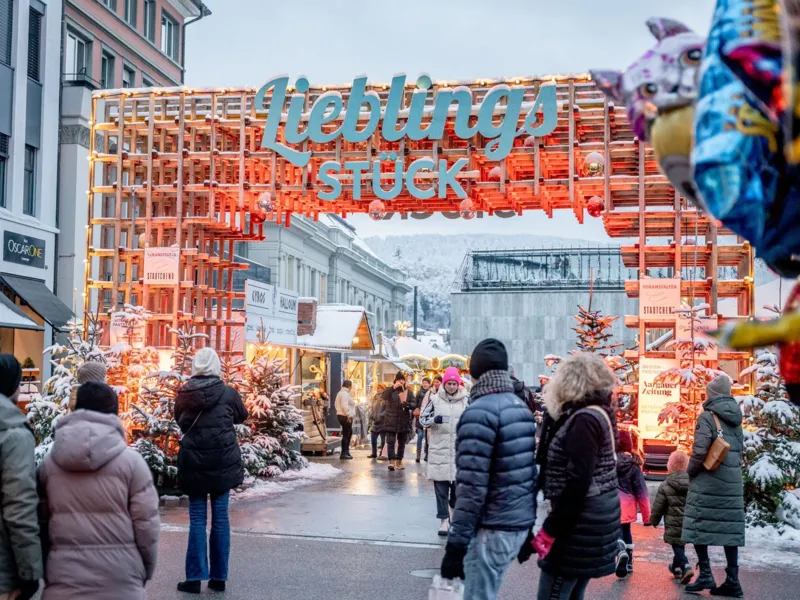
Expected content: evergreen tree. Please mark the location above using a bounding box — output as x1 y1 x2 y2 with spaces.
238 346 306 478
740 348 800 530
572 306 623 355
27 314 106 464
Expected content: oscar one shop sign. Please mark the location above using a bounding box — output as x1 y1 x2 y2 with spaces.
255 74 559 201
3 231 45 269
244 280 298 346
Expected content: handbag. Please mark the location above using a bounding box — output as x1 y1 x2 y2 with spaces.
179 411 203 442
429 575 464 600
703 413 730 471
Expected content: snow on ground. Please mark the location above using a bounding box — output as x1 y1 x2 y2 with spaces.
233 462 342 500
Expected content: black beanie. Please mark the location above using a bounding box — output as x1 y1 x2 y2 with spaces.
0 354 22 399
395 371 406 382
76 382 119 415
469 339 509 380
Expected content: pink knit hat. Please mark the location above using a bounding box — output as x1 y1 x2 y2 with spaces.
668 451 689 473
442 367 461 386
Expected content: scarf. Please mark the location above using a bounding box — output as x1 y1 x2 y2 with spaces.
470 369 515 401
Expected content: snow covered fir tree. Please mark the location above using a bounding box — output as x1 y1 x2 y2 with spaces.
740 348 800 530
237 344 306 478
572 305 622 355
27 314 107 465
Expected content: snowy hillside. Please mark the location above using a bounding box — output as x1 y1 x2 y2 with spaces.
365 234 613 328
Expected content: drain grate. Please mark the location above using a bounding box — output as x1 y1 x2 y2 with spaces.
409 568 439 579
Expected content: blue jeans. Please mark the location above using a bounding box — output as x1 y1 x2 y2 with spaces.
186 492 231 582
416 427 427 459
464 529 528 600
371 429 384 456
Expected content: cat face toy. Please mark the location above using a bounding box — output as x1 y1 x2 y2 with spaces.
591 18 705 142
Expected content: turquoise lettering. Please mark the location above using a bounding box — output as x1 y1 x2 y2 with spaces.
318 161 342 200
285 77 310 144
345 161 370 200
521 85 558 138
479 85 524 162
308 91 344 143
255 76 311 167
381 74 409 142
438 158 468 198
373 158 404 200
405 158 435 199
429 87 477 140
342 77 380 143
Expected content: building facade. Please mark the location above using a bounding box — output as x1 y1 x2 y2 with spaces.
0 0 69 376
57 0 209 320
450 247 638 385
245 215 411 337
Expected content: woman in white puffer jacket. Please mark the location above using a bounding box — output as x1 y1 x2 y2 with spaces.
420 366 468 536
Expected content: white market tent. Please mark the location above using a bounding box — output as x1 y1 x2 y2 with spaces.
390 335 450 361
297 305 374 353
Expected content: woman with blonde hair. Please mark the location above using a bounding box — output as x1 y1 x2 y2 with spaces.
530 353 621 600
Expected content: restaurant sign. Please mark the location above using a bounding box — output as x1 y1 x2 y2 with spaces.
245 280 298 346
255 74 559 201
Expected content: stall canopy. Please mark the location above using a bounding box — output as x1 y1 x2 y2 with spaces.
390 335 449 361
0 292 43 331
297 305 374 352
0 275 74 332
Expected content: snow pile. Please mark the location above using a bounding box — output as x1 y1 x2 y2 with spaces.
233 463 341 500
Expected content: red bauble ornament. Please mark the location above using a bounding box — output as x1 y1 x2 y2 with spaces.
250 211 267 224
587 196 604 218
487 166 502 181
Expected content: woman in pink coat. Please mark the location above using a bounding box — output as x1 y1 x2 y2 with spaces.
38 382 160 600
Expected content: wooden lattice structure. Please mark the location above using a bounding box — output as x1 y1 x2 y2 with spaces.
86 75 754 354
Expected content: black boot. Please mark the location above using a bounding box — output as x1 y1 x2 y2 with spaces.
686 560 716 593
710 567 743 598
680 562 696 585
626 545 634 575
177 581 201 594
209 580 226 592
615 541 629 579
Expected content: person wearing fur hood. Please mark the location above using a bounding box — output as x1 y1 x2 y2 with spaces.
420 367 468 536
529 352 621 600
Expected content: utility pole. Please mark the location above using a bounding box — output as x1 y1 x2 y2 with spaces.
413 286 418 340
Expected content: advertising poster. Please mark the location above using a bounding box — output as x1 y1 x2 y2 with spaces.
639 277 681 321
638 357 680 439
143 248 180 286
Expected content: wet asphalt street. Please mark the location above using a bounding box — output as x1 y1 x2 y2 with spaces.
152 446 800 599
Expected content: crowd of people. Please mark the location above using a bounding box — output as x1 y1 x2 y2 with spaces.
0 348 247 599
355 339 746 600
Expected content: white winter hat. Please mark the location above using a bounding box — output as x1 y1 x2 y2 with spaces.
192 348 221 378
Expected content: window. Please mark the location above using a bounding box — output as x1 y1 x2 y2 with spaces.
124 0 137 26
122 65 134 88
0 134 7 209
27 8 42 82
143 0 156 42
101 0 118 10
66 32 90 77
100 52 115 88
161 12 178 61
0 0 12 66
141 74 154 87
23 146 36 216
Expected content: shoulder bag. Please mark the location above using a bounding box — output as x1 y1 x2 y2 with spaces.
584 405 617 462
703 413 730 471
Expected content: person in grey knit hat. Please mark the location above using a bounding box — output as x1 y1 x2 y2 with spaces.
683 374 745 598
69 362 108 410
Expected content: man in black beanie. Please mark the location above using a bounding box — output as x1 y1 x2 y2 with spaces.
441 339 537 599
75 382 119 415
0 353 22 402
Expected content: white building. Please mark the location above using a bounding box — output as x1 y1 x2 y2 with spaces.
244 215 411 336
0 0 70 376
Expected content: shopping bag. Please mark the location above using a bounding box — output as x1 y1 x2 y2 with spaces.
428 576 464 600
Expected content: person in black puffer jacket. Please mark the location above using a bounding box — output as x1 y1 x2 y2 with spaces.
175 348 248 594
379 372 415 471
440 339 537 600
532 353 621 600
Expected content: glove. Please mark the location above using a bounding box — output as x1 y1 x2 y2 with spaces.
533 530 555 560
440 543 466 580
517 529 536 564
16 580 40 600
434 415 444 424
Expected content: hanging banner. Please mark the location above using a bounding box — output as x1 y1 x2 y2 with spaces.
143 248 180 286
245 280 298 346
108 312 146 349
638 356 680 440
675 315 719 361
639 277 682 321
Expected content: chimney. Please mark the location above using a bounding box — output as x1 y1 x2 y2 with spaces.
298 298 317 336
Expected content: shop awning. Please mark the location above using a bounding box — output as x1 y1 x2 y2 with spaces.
0 275 74 332
0 292 43 331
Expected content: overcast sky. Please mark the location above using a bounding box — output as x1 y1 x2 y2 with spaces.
185 0 714 241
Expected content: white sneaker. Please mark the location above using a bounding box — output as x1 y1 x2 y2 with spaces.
438 519 450 537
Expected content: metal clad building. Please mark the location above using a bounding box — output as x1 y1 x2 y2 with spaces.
450 247 637 384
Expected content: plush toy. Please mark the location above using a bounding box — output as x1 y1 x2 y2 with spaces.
591 18 706 208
